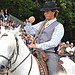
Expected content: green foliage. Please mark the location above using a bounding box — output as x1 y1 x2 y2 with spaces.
6 0 38 21
0 0 10 10
60 3 66 8
0 0 75 41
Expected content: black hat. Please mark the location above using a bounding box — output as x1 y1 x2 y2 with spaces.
40 1 60 11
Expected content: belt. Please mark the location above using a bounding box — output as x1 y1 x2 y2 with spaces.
44 51 55 53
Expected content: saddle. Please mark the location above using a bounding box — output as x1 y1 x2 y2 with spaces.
32 49 49 75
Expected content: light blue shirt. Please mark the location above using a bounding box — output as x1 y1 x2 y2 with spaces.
26 18 64 50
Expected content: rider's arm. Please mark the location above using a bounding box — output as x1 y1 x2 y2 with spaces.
26 21 44 35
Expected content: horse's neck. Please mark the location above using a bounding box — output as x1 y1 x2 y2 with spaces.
10 36 40 75
11 36 30 69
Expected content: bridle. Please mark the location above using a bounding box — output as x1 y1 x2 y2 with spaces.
0 33 33 75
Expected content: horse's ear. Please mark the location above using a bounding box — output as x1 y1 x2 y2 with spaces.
1 26 6 35
12 25 21 36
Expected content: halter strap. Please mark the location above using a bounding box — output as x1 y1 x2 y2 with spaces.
11 37 19 65
1 33 8 38
0 55 9 61
11 53 31 73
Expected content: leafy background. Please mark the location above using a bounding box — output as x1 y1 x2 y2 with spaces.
0 0 75 43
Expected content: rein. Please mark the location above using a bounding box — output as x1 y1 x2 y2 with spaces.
11 53 31 73
11 37 19 65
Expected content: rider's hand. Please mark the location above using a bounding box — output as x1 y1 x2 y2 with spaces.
28 16 35 23
28 43 37 49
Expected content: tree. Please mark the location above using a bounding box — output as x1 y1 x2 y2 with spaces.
0 0 74 42
8 0 38 21
0 0 10 10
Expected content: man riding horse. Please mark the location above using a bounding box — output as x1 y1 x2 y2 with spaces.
26 1 64 75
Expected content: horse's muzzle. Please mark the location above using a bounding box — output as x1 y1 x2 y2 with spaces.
0 65 6 72
0 65 8 75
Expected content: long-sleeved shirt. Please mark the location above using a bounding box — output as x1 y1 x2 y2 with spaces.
26 18 64 50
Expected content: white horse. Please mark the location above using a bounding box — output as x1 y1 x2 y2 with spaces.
0 26 75 75
59 57 75 75
0 26 40 75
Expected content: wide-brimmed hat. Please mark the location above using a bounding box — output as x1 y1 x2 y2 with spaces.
40 1 60 11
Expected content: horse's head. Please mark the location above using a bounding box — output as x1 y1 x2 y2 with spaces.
0 26 20 73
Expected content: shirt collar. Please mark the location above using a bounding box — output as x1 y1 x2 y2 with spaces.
47 18 57 25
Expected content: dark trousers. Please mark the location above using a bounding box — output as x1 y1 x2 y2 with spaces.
46 52 58 75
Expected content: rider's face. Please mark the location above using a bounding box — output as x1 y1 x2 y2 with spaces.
44 10 55 20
